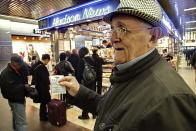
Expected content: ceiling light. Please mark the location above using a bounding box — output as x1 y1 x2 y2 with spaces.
186 27 196 30
186 21 196 24
184 7 196 11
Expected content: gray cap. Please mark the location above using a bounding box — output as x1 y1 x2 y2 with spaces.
103 0 168 37
10 55 24 64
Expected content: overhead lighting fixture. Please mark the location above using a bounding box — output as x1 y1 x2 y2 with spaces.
186 27 196 30
186 21 196 24
184 7 196 11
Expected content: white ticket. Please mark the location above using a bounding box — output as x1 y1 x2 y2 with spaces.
50 75 66 94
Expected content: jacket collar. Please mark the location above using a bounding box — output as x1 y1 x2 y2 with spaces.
110 49 161 83
115 48 155 71
8 63 21 75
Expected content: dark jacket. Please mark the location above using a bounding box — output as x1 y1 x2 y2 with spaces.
191 50 196 69
33 61 51 103
55 60 75 76
92 53 104 81
73 49 196 131
76 56 96 90
20 62 30 84
0 64 26 103
68 53 80 75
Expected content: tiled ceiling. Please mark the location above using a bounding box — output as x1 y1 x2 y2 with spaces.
0 0 91 19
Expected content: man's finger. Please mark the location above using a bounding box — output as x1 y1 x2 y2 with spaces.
59 81 72 88
58 76 73 83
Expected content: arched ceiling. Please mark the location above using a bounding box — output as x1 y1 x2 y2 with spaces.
0 0 91 19
158 0 196 36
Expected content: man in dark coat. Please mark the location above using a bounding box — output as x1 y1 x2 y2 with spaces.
92 49 104 94
68 49 80 76
76 47 96 119
32 54 51 121
54 52 75 104
0 55 30 131
59 0 196 131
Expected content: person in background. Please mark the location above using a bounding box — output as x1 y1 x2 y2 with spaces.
33 54 51 121
92 48 104 94
0 55 31 131
59 0 196 130
68 49 80 76
54 52 75 105
102 40 112 48
65 50 71 60
191 49 196 82
162 49 173 61
31 55 39 67
76 47 96 120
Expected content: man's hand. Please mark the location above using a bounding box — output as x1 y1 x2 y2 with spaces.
59 76 80 96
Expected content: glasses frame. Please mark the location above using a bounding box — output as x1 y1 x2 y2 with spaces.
109 26 153 38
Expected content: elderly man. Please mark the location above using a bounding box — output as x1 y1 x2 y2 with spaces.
59 0 196 130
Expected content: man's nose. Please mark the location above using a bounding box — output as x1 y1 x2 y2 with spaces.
110 31 120 44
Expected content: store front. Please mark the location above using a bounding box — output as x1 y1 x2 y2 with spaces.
38 0 119 63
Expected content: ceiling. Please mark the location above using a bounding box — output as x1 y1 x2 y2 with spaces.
158 0 196 39
0 0 91 19
0 0 195 39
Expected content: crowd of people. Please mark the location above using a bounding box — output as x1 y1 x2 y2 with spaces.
0 46 105 130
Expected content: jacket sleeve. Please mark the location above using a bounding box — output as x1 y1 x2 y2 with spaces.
72 85 102 114
137 94 196 131
66 61 75 76
76 59 85 83
191 51 196 69
36 65 50 86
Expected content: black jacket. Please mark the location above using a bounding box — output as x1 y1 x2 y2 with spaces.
55 60 75 76
73 49 196 131
0 64 26 103
76 56 96 90
92 53 104 81
191 50 196 69
68 53 80 75
33 61 51 103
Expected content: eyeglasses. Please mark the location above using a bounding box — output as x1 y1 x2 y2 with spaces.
109 26 153 38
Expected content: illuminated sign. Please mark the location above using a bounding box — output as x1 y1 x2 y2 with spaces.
52 6 111 27
162 15 172 31
38 0 118 30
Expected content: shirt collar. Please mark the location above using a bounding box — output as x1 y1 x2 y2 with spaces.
115 48 155 71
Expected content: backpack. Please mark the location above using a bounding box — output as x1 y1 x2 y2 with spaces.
82 58 97 84
56 61 74 76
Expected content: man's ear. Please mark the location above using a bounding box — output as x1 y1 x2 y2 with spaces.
149 27 162 42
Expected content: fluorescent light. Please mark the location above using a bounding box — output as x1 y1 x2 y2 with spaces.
186 27 196 30
38 0 105 21
184 7 196 11
186 21 196 24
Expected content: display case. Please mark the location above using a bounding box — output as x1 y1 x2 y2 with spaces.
102 59 113 94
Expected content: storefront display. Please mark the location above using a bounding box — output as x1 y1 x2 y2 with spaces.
12 35 53 71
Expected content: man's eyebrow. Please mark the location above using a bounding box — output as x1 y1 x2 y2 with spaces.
116 21 126 27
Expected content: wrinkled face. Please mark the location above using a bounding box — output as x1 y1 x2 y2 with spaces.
110 16 154 64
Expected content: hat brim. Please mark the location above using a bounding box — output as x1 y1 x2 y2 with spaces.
103 9 168 38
